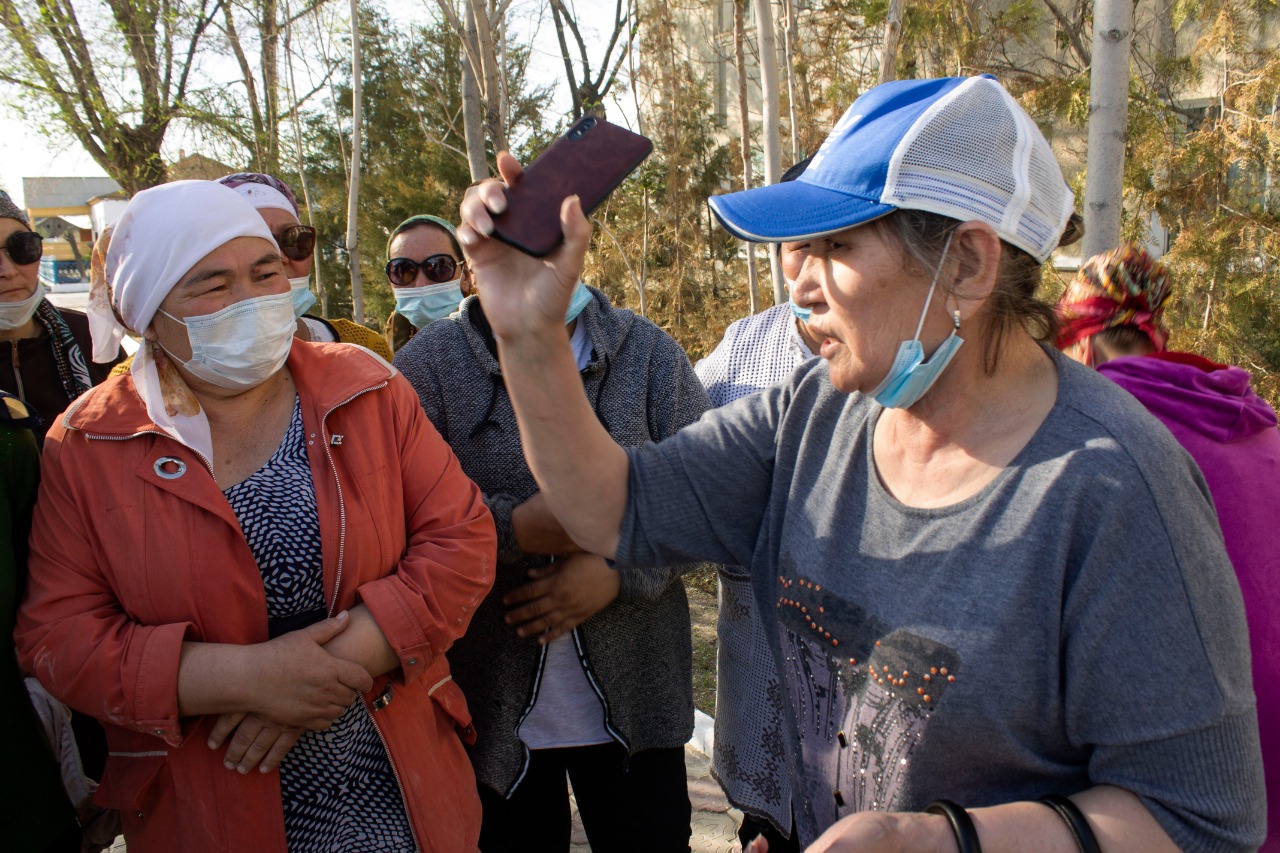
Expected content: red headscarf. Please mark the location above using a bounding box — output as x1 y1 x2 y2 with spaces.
1056 243 1172 351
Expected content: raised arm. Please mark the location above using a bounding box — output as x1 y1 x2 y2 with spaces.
457 153 628 559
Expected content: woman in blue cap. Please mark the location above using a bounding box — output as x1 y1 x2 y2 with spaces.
455 76 1265 852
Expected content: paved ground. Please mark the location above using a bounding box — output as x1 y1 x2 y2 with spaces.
569 744 742 853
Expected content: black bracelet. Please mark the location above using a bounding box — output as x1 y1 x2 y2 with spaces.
1040 794 1102 853
924 799 983 853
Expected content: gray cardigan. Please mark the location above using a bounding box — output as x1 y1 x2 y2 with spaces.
394 287 709 795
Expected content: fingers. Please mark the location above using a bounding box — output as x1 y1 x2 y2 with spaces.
256 729 302 774
223 716 273 772
333 657 374 695
298 609 350 645
496 151 525 185
506 596 559 630
539 620 575 645
459 172 511 246
744 837 769 853
503 575 555 607
208 711 246 749
510 609 562 640
557 195 592 265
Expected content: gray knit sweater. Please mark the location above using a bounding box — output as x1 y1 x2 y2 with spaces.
394 287 708 795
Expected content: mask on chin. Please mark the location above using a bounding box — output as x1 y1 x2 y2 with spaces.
564 282 592 324
289 276 317 318
867 233 963 410
0 284 44 330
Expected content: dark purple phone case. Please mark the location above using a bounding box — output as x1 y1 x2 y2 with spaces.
491 117 653 257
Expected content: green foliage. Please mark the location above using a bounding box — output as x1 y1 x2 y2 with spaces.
1124 2 1280 408
583 0 747 362
299 7 552 325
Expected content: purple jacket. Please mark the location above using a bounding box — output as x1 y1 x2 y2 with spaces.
1100 353 1279 851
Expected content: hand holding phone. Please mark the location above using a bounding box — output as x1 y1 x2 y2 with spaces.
490 116 653 257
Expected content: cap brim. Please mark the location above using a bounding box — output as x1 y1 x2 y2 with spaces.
708 181 896 243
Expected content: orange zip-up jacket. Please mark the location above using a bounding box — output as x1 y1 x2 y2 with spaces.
17 340 496 852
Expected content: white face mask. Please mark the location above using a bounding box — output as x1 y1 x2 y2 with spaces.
0 284 44 330
158 291 297 390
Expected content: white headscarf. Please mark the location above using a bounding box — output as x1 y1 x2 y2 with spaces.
222 181 297 216
86 181 278 469
89 181 276 362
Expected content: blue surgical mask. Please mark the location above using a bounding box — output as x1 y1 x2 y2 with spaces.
867 233 963 410
790 301 811 321
565 282 592 324
289 276 317 318
395 279 463 329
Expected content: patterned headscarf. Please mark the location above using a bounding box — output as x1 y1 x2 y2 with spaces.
0 190 29 227
1055 243 1172 351
216 172 300 215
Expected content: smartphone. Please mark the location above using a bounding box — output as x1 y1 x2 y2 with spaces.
491 115 653 257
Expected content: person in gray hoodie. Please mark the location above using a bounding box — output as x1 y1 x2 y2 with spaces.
394 283 707 852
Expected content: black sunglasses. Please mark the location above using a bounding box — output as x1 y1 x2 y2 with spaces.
385 253 460 287
2 231 43 266
274 225 316 262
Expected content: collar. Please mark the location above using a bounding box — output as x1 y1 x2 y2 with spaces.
63 338 394 438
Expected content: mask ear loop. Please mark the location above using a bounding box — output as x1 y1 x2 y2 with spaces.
910 231 956 343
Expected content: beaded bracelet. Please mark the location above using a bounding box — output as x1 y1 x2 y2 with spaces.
924 800 983 853
1040 794 1102 853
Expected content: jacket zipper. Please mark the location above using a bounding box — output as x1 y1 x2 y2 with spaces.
9 342 24 401
319 382 419 845
318 381 386 617
365 700 419 852
570 627 629 749
506 624 630 797
63 391 219 474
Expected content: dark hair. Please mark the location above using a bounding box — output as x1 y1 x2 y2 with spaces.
878 209 1084 374
1094 324 1159 357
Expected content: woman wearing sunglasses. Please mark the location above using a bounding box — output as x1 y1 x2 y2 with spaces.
109 174 394 380
384 214 473 354
17 180 496 852
0 191 125 447
218 173 394 362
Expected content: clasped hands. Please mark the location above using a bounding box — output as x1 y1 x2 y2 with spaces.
209 610 372 776
505 492 621 645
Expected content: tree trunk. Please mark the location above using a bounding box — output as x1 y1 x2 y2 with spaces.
879 0 907 83
1082 0 1133 260
751 0 785 304
780 0 801 162
283 2 323 314
470 0 508 154
346 0 364 323
734 0 759 315
260 0 281 175
461 8 489 181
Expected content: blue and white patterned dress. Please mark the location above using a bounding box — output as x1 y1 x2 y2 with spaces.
223 398 415 852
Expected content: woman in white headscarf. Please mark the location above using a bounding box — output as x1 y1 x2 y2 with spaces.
16 180 496 852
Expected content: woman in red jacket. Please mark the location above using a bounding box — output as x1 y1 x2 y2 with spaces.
16 180 496 852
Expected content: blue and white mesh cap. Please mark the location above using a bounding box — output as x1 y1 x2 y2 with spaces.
708 76 1074 263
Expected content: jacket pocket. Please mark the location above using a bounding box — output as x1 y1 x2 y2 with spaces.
96 749 167 813
428 674 476 744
